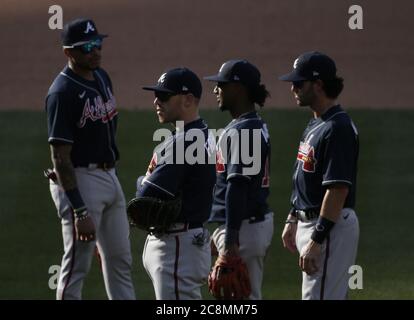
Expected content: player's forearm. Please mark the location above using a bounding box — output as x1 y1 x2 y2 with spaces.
224 178 249 248
50 144 88 215
50 144 78 191
320 185 349 222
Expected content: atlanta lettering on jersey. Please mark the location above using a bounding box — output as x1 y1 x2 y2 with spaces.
146 153 158 176
78 87 118 128
297 141 317 173
215 149 225 173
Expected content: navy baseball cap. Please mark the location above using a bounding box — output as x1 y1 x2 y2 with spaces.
204 59 261 88
62 18 108 48
142 68 202 99
279 51 337 82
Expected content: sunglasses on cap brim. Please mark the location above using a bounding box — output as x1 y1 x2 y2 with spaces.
70 39 103 54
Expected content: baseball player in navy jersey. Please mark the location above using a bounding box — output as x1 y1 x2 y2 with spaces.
136 68 216 300
45 18 135 300
204 60 274 300
279 51 359 300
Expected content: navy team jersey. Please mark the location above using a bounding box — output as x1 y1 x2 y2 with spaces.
291 105 359 211
209 111 271 223
136 118 216 224
45 65 119 165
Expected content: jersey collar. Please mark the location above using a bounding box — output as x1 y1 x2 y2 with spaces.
321 104 343 121
184 118 206 130
232 111 258 123
62 65 98 85
173 118 206 136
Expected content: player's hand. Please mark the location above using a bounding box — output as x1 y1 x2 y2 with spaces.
214 244 240 283
299 239 321 275
75 215 96 242
282 215 298 253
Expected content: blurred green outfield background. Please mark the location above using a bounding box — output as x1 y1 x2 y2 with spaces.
0 109 413 299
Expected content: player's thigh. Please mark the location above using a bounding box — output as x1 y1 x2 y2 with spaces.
97 197 130 257
239 215 274 257
49 180 71 219
180 229 211 279
74 169 108 226
328 210 360 274
296 221 315 255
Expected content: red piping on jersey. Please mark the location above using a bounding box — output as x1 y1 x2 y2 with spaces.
320 235 330 300
61 211 77 300
174 236 180 300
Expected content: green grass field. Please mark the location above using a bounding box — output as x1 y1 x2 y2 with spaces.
0 109 413 299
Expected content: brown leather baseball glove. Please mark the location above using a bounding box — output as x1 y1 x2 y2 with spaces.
208 254 251 300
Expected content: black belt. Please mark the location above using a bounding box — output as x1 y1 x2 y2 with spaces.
165 222 203 234
294 208 319 222
74 162 116 170
212 213 267 226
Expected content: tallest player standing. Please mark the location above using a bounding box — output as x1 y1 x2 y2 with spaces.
45 18 135 300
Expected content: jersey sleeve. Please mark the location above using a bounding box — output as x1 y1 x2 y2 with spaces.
225 177 249 231
139 164 185 200
138 135 186 199
46 92 76 144
322 122 358 186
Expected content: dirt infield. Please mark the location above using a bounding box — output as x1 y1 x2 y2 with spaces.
1 0 412 110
